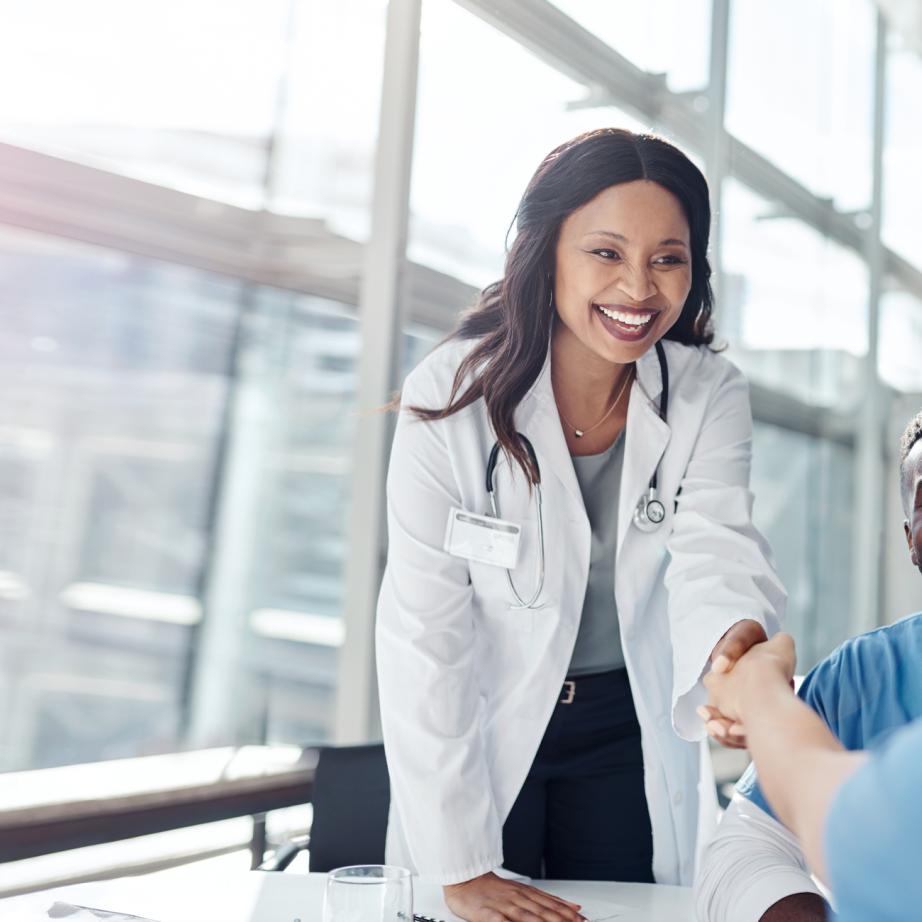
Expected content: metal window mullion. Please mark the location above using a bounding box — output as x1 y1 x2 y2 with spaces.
449 0 922 304
851 10 889 634
181 0 301 748
705 0 731 312
333 0 422 745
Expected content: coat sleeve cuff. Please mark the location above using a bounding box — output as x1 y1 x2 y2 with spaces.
672 613 779 742
730 868 824 922
436 852 506 886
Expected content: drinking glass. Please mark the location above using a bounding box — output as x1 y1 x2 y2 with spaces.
322 865 413 922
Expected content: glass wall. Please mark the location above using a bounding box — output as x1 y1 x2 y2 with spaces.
883 42 922 269
750 423 854 672
720 178 869 407
1 0 920 791
549 0 712 93
409 0 650 288
0 0 288 206
726 0 875 213
0 226 236 770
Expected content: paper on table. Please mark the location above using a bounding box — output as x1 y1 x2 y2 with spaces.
46 903 158 921
44 896 623 922
569 897 625 921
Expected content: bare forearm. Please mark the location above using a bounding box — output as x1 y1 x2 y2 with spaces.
740 682 865 880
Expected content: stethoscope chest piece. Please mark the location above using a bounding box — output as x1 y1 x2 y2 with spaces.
633 488 666 532
631 341 670 534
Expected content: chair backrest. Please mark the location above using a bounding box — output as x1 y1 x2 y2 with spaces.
309 742 390 872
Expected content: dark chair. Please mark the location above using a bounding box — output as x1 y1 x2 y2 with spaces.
260 742 390 872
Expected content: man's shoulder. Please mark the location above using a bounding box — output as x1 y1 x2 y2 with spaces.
805 611 922 696
737 613 922 810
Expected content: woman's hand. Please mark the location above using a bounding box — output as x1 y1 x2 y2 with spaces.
443 872 586 922
709 618 768 675
701 619 768 748
702 633 797 731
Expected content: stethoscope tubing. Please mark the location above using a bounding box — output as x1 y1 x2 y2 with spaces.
485 342 669 608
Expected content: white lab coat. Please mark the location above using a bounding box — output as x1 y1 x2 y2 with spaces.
375 336 786 887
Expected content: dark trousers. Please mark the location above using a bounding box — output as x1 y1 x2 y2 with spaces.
502 668 654 882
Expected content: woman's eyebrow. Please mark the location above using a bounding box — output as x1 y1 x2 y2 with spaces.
584 230 689 248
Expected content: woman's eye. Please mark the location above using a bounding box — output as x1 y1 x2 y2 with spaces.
654 254 688 266
591 248 619 260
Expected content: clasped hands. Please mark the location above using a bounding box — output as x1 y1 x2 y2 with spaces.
701 621 796 748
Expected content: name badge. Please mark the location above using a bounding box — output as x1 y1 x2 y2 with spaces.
443 507 521 569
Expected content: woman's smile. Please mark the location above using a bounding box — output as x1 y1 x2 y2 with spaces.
593 302 661 342
553 180 692 366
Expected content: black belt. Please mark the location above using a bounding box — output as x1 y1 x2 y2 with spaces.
558 668 629 704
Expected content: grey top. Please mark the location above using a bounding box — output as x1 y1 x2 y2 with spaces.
567 434 625 676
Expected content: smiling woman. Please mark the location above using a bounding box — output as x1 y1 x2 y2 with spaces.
376 128 786 922
552 180 692 447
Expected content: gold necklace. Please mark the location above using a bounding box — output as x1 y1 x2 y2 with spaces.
555 365 634 439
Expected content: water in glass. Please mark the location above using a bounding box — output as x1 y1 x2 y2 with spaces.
322 865 413 922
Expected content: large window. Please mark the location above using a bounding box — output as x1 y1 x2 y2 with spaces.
549 0 712 93
0 227 236 770
267 0 389 239
726 0 876 213
409 0 650 288
720 179 869 409
883 43 922 270
0 0 289 206
0 219 437 770
751 423 854 671
1 0 921 809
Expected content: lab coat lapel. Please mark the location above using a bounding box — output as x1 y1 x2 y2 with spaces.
618 345 671 554
517 349 584 512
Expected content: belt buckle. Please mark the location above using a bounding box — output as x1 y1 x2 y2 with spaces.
560 680 575 704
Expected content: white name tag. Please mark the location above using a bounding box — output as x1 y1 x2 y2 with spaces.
443 507 521 569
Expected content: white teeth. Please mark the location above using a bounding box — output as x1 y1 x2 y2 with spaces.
595 305 655 326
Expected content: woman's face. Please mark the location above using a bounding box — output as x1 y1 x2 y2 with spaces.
553 179 693 365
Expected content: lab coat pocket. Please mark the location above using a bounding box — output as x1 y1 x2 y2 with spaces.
468 559 536 632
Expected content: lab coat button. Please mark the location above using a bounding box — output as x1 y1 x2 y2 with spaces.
672 790 683 806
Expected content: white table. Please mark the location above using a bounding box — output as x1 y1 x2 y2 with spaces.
0 866 693 921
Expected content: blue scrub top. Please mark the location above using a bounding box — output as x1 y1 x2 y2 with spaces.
825 718 922 921
736 612 922 817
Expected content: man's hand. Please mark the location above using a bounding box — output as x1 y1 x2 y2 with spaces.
703 633 797 732
444 872 586 922
702 619 769 747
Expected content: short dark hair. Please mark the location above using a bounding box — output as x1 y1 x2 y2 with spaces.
899 409 922 513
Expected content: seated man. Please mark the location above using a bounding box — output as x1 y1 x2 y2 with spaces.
693 410 922 922
701 632 922 922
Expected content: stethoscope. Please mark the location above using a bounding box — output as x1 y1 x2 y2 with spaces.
485 341 669 610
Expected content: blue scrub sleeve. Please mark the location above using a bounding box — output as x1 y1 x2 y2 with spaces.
824 719 922 922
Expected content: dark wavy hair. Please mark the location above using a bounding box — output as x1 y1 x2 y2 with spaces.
408 127 715 484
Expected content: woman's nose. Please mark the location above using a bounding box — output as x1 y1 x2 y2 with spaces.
616 265 657 302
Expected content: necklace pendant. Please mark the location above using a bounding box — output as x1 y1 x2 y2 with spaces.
574 429 584 438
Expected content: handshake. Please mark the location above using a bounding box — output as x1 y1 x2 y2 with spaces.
700 623 797 749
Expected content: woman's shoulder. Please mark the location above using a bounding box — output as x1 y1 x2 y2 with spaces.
663 340 747 392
